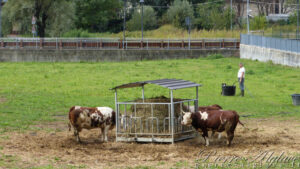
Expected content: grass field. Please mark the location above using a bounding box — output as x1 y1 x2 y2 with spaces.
0 57 300 132
65 25 245 39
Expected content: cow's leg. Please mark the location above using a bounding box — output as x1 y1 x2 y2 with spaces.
104 125 110 142
225 121 236 146
211 131 215 138
202 130 209 146
100 127 105 142
74 128 81 143
218 133 222 139
226 131 234 146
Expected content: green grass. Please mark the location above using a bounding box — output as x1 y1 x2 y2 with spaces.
0 57 300 131
63 24 298 39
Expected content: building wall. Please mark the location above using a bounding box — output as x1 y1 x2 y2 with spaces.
240 44 300 67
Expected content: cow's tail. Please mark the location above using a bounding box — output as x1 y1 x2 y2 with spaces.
68 122 71 131
235 111 246 128
68 106 75 132
238 120 245 127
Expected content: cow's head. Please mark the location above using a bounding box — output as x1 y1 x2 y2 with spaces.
181 111 193 126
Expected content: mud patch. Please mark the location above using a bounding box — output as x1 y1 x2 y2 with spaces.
0 119 299 168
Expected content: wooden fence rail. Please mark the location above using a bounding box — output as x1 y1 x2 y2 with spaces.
0 38 240 50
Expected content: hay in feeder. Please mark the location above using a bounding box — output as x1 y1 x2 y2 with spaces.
128 96 185 133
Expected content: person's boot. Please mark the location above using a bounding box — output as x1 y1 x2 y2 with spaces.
241 90 244 97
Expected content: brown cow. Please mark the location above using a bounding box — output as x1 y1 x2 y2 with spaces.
68 106 116 143
181 109 244 146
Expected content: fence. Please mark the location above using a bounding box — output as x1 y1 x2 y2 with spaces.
0 38 239 50
241 34 300 53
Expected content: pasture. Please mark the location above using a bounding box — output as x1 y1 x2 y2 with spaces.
0 57 300 168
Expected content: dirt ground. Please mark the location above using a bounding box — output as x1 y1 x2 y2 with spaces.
0 118 300 169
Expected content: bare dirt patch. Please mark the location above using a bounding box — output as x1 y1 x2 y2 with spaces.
0 119 300 168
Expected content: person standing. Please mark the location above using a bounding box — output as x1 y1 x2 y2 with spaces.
237 63 245 97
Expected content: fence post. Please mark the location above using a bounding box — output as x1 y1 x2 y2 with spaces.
168 39 170 50
59 40 63 50
100 40 102 49
234 39 236 49
202 39 205 49
141 40 143 49
147 39 148 50
161 40 163 49
181 40 184 49
222 39 225 48
1 40 4 48
20 40 23 49
16 38 18 49
119 39 122 49
39 38 43 49
80 40 83 49
297 40 300 53
56 38 58 50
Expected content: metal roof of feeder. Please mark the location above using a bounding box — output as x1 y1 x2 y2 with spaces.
111 79 201 90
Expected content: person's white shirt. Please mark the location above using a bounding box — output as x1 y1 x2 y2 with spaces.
237 67 245 78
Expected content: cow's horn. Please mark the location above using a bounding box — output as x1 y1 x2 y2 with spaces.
181 110 186 114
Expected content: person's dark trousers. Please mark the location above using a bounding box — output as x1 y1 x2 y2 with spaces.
238 78 244 97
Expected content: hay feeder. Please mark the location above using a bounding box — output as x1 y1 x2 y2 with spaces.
111 79 201 144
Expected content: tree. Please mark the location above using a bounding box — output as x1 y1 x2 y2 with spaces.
195 0 229 30
127 6 158 31
166 0 194 28
75 0 122 33
232 0 245 28
2 0 75 37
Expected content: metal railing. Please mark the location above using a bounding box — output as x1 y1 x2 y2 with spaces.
0 37 240 50
241 34 300 53
116 99 196 143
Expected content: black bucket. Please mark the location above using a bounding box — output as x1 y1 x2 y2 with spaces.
222 83 236 96
291 94 300 106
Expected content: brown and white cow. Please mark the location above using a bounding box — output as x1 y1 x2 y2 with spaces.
181 109 244 146
68 106 116 143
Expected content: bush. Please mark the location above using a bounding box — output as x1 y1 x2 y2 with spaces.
250 16 267 30
206 54 224 59
62 29 91 37
166 0 194 28
289 12 298 25
248 70 255 75
127 6 158 31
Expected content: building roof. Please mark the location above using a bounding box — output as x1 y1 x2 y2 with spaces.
111 79 201 90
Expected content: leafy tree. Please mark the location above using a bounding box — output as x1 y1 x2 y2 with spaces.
127 5 158 31
2 0 75 37
194 0 235 30
75 0 122 33
166 0 194 28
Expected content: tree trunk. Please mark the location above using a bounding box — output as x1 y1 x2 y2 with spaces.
34 0 52 37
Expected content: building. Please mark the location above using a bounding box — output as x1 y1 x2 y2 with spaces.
225 0 295 18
